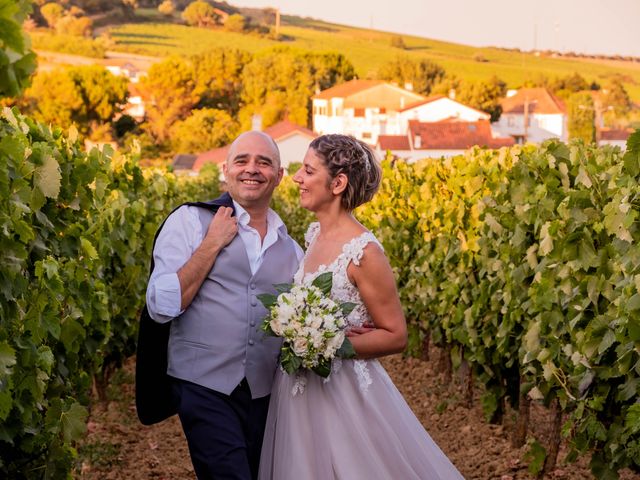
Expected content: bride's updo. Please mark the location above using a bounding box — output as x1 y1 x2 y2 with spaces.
309 134 382 211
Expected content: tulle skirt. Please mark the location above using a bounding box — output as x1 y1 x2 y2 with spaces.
258 359 465 480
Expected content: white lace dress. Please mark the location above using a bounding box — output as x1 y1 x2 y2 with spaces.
258 223 464 480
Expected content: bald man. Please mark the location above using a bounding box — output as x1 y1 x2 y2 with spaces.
144 131 303 479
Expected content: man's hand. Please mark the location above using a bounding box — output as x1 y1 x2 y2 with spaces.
178 207 238 311
202 207 238 251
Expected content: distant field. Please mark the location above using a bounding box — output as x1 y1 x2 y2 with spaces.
107 15 640 101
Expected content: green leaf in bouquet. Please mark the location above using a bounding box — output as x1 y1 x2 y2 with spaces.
336 337 356 359
312 359 331 378
261 318 275 335
340 302 357 317
282 350 302 375
312 271 333 295
274 283 292 294
257 293 277 309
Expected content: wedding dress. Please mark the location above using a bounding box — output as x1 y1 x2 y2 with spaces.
258 223 465 480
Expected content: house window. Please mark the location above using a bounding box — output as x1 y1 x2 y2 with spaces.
362 132 372 140
507 116 515 127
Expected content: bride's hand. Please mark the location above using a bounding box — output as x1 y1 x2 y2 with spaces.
346 324 376 337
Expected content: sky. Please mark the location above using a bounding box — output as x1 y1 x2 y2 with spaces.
236 0 640 57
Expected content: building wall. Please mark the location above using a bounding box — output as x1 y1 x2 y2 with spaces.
598 139 627 150
494 113 567 143
376 148 467 162
400 98 489 124
277 135 314 170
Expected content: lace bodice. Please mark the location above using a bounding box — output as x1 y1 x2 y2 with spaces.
288 223 383 395
294 222 383 328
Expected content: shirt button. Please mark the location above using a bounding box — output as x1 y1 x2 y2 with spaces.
249 340 255 346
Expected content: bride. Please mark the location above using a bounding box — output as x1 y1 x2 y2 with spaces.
258 134 464 479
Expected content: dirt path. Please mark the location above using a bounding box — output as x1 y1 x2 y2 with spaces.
77 354 637 480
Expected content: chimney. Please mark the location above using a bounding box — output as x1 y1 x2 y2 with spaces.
404 82 413 91
400 96 405 109
251 114 262 131
448 89 456 100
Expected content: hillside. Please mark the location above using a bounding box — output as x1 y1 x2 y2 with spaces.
106 9 640 101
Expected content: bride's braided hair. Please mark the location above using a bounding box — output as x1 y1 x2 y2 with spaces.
309 134 382 211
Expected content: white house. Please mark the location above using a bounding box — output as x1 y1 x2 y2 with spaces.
398 95 490 125
493 88 567 143
191 119 316 173
312 80 498 146
598 128 633 150
312 80 427 144
376 119 514 162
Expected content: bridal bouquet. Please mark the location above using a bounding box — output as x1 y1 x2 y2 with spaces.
258 272 356 378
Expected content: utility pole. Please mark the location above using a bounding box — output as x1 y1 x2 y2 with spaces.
274 7 280 37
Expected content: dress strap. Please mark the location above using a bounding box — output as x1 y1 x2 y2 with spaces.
304 222 320 249
339 232 382 268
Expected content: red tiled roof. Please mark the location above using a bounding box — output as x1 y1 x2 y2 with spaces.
398 94 447 112
409 120 515 150
312 79 384 100
599 128 633 141
502 88 566 115
192 145 230 171
377 135 411 150
263 119 315 140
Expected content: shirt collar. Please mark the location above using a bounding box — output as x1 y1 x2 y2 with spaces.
232 200 288 237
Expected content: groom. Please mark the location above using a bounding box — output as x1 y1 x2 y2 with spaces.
142 131 302 479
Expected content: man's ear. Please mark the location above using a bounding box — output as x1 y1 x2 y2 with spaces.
331 173 348 195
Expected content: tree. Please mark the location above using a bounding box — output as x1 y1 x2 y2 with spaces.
0 0 37 98
22 70 84 128
192 48 251 113
456 76 507 122
22 65 128 136
568 92 596 143
377 57 446 95
158 0 175 16
40 2 65 28
181 1 219 27
55 15 93 36
603 78 632 119
224 13 246 32
390 35 406 49
239 48 355 129
66 65 129 125
170 108 238 153
138 56 198 143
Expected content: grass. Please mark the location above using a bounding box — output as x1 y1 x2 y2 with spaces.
105 15 640 101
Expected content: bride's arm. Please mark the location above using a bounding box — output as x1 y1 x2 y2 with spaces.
345 244 408 359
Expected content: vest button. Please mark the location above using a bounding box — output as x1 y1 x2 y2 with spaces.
242 359 246 365
249 340 255 346
250 321 256 327
251 298 257 306
250 283 256 290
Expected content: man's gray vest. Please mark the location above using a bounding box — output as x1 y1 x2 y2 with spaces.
167 208 299 398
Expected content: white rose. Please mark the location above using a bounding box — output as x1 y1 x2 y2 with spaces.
277 303 296 322
306 313 323 330
270 318 284 336
292 337 308 356
326 332 345 358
